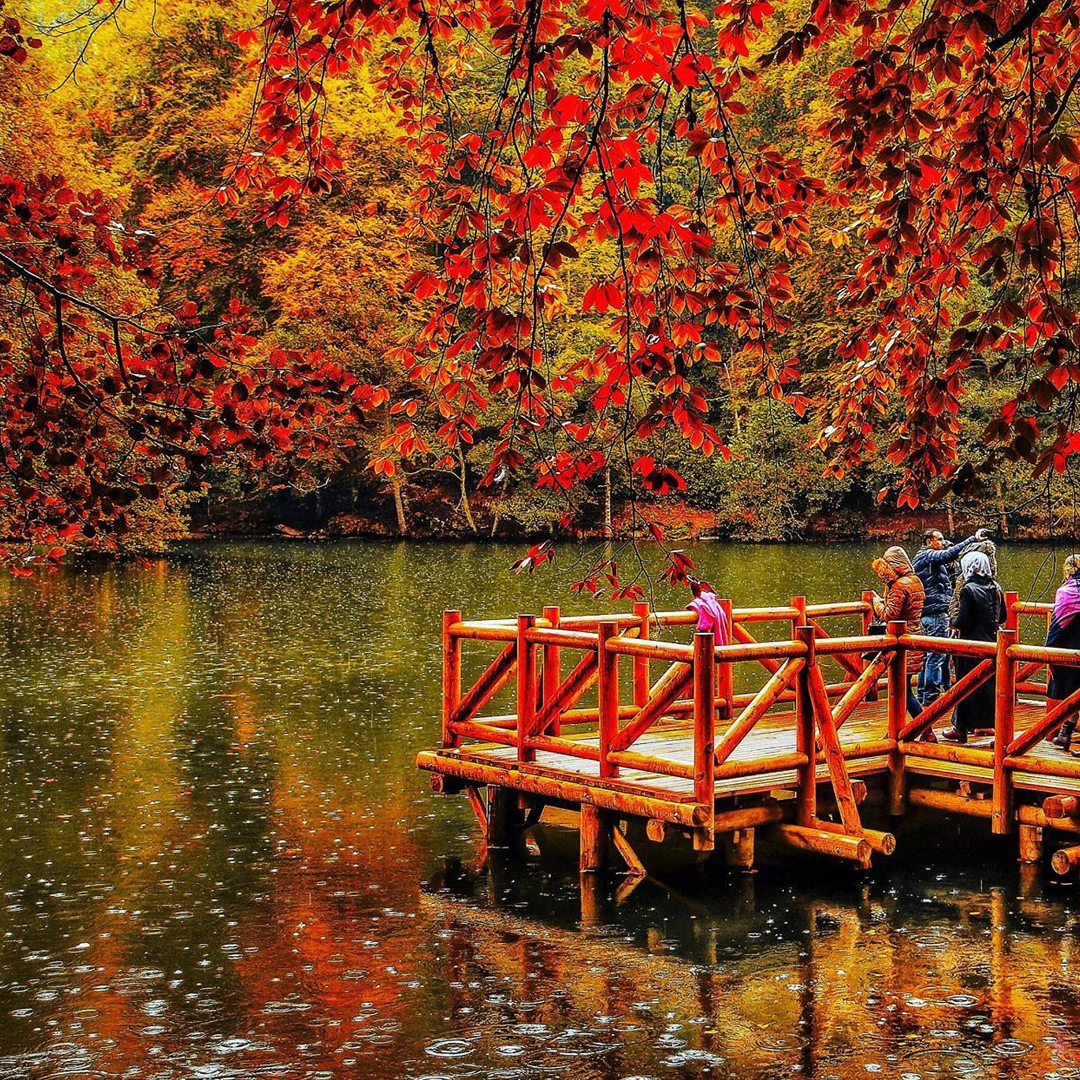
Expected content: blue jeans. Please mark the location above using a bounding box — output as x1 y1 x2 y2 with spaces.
917 612 950 703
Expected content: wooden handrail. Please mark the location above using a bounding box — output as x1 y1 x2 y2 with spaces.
1010 643 1080 668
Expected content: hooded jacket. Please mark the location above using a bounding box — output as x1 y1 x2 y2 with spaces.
912 535 978 616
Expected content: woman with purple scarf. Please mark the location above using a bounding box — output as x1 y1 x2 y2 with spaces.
1048 554 1080 751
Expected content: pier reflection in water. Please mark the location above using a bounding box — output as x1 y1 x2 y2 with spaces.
1 540 1080 1079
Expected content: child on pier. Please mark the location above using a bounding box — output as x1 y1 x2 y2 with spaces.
687 579 731 646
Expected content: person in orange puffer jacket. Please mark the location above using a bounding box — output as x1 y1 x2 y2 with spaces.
871 545 933 738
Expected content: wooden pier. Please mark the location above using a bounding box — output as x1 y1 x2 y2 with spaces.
416 594 1080 877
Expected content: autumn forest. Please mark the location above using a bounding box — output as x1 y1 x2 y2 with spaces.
3 0 1080 568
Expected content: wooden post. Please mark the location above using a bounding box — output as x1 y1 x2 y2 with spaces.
1018 822 1042 865
517 615 537 764
487 786 525 852
598 621 620 778
1004 590 1019 634
541 605 562 736
579 804 606 872
693 629 716 851
791 595 807 639
886 619 907 815
442 609 462 747
717 598 734 718
862 590 878 699
632 600 650 707
993 627 1017 835
794 625 816 827
722 828 755 870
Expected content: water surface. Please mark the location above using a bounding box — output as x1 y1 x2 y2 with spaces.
2 539 1080 1079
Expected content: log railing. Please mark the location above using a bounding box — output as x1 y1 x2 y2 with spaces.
439 592 1080 843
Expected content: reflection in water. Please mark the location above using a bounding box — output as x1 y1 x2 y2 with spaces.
1 540 1079 1078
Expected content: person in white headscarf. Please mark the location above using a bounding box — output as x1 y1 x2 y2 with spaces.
941 550 1006 743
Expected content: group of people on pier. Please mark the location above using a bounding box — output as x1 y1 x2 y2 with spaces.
869 532 1080 749
686 536 1080 753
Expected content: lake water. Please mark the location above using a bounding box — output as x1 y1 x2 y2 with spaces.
3 539 1080 1080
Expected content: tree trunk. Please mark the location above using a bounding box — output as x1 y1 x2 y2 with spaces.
391 471 407 536
996 479 1009 538
459 447 477 534
603 461 613 538
947 502 956 537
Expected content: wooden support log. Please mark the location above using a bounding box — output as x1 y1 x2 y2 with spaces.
715 752 809 780
533 651 599 732
805 643 864 836
609 662 693 752
579 804 606 872
1019 822 1043 865
1043 794 1080 819
907 785 993 817
450 641 517 724
597 621 620 778
831 653 891 731
517 615 537 764
430 774 465 794
1019 805 1080 835
898 659 995 741
1010 643 1080 667
465 783 488 833
611 824 647 877
809 621 862 677
994 628 1018 835
442 610 463 747
607 638 694 662
487 787 525 852
607 749 694 779
795 626 817 827
714 658 803 767
451 720 519 745
415 751 710 826
887 619 907 815
693 630 716 850
813 818 896 856
722 829 755 869
525 627 601 650
900 634 997 658
731 622 782 675
1051 844 1080 875
633 601 651 707
771 824 872 865
899 740 993 767
714 802 786 832
1007 684 1080 756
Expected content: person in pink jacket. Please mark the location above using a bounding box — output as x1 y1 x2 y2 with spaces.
687 579 730 645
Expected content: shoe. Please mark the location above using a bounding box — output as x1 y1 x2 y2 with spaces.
941 727 967 744
1052 732 1072 751
919 729 938 743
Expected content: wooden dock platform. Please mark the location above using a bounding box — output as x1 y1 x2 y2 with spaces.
417 595 1080 877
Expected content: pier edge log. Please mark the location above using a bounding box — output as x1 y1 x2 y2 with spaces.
772 824 872 865
1044 795 1080 819
1051 844 1080 876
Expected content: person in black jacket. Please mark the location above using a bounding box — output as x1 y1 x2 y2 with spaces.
941 550 1006 743
912 527 987 706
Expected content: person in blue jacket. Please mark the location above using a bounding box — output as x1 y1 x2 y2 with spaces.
912 527 989 706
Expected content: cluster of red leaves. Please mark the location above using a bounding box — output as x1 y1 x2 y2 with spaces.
231 0 1080 523
230 0 817 521
0 1 41 65
788 0 1080 502
0 172 377 568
